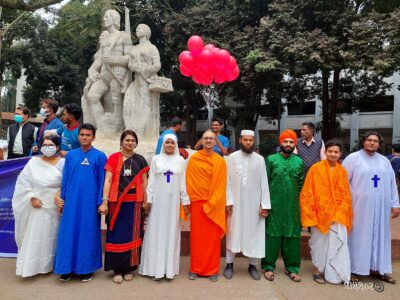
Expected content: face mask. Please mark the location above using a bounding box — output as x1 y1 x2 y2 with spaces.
41 145 57 157
40 108 49 118
14 115 23 123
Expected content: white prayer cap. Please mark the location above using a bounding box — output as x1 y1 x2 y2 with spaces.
240 130 255 137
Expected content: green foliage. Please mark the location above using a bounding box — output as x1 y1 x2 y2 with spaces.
258 133 279 157
21 0 110 112
252 0 400 140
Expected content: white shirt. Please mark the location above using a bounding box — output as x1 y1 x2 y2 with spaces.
7 123 38 155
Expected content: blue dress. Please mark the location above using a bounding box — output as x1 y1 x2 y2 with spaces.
54 147 107 275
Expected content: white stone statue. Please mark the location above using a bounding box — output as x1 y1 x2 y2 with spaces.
82 9 132 134
123 24 162 144
82 11 173 160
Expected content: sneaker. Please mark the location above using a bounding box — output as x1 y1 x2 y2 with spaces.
59 273 72 282
223 263 233 279
187 272 198 280
209 275 218 282
80 273 93 283
248 264 260 281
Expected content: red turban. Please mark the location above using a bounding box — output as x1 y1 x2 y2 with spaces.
280 129 297 145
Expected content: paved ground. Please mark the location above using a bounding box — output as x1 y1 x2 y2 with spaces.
1 257 399 300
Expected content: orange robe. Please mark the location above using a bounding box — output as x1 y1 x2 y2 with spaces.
186 150 227 276
300 160 352 234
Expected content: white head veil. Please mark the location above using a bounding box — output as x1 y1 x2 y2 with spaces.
155 134 185 174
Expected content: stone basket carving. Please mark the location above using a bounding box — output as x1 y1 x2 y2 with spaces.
149 76 173 93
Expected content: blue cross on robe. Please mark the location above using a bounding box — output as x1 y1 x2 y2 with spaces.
371 174 380 188
164 170 173 183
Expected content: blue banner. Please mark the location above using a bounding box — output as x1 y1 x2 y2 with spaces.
0 157 30 257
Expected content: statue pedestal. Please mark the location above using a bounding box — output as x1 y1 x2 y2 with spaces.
93 133 156 162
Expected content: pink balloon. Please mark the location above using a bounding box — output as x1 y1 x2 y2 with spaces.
204 43 215 51
188 35 204 56
226 66 240 82
202 69 214 86
199 49 213 65
214 72 226 84
216 49 231 68
225 56 237 73
180 51 195 69
180 64 192 77
179 51 189 63
192 66 205 84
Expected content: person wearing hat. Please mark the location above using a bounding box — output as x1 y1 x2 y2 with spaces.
262 129 304 282
223 130 271 281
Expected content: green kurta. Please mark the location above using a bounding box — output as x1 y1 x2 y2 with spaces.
265 153 304 238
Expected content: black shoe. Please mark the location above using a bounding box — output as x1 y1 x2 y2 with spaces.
248 264 260 281
223 263 233 279
80 273 93 283
59 273 72 282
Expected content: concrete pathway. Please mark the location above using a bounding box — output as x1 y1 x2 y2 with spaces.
1 257 399 300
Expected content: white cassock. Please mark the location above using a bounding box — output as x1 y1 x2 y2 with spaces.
12 156 64 277
139 134 190 279
342 150 400 275
226 150 271 261
309 223 350 284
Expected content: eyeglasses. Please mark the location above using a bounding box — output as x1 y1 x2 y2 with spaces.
365 139 380 143
203 137 215 141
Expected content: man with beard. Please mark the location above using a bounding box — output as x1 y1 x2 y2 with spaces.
342 131 399 284
262 129 304 282
223 130 271 280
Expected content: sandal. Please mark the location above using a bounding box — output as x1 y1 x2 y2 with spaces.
286 271 301 282
264 271 275 281
350 273 360 283
370 272 396 284
313 274 325 284
123 273 133 281
113 274 123 284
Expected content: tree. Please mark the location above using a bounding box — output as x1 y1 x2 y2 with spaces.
125 0 279 146
252 0 400 141
0 0 62 11
22 0 110 110
0 7 48 133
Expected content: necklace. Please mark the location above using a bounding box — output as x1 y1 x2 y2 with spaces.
81 147 92 166
121 150 134 176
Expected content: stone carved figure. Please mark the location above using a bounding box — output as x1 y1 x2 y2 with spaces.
83 9 132 134
123 24 161 143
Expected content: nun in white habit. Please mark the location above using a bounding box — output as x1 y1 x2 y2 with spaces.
139 134 190 280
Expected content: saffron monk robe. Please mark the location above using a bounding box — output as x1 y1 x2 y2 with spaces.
186 130 227 282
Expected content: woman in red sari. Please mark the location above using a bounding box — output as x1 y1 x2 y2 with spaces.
101 130 149 284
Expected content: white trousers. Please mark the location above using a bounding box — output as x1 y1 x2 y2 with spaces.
309 222 351 284
226 249 259 266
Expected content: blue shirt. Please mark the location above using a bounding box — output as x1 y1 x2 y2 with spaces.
387 154 400 178
57 124 81 152
155 129 176 154
214 134 230 156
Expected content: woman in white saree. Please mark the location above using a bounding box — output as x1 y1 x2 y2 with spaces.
12 134 64 277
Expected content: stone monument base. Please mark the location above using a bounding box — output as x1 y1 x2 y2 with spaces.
93 133 156 162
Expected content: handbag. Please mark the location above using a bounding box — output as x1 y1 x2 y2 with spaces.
149 76 174 93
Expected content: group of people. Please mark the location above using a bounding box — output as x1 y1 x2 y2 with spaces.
8 102 400 287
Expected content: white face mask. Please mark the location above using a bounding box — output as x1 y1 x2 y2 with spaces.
39 108 50 118
41 145 57 157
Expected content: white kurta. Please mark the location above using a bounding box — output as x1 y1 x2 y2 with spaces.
12 156 64 277
226 150 271 258
342 150 400 275
139 144 190 279
309 223 351 284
